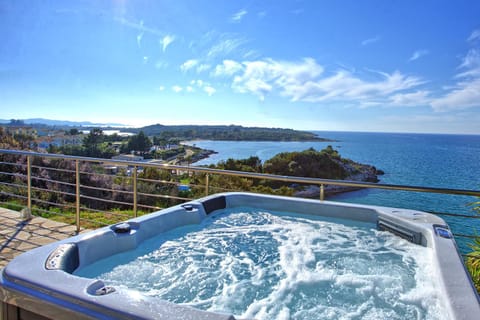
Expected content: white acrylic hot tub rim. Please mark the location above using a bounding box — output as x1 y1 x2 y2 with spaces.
1 192 479 320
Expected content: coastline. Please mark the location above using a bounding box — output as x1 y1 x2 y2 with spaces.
184 140 384 198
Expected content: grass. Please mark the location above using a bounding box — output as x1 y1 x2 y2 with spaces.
466 200 480 292
1 201 154 229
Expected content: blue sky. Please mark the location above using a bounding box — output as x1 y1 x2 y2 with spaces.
1 0 480 134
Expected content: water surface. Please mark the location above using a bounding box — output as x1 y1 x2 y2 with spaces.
76 207 447 320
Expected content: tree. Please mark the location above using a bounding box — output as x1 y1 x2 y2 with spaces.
68 128 80 135
83 128 104 157
127 131 152 155
8 119 25 126
153 136 167 147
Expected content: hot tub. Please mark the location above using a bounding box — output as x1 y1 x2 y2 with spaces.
1 192 479 319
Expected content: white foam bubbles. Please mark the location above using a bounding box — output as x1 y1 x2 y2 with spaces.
76 208 449 320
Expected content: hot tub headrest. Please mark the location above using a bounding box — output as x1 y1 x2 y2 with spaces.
45 243 80 273
202 195 226 214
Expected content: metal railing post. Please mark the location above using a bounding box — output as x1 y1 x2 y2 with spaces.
75 160 81 233
205 173 209 196
320 184 325 201
133 166 138 217
27 156 32 211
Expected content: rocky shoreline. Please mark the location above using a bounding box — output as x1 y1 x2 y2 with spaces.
294 172 384 198
189 148 217 163
294 161 384 198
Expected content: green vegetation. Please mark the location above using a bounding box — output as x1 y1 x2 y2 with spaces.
263 146 347 180
42 128 208 162
0 126 37 149
0 154 192 227
1 122 334 166
120 131 152 156
203 146 378 194
135 124 329 141
466 201 480 292
47 128 117 158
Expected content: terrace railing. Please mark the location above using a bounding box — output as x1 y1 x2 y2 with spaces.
1 149 479 254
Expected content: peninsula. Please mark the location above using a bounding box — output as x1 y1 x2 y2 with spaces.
204 146 384 198
133 124 331 141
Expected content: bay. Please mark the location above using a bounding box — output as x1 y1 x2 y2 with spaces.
185 132 480 253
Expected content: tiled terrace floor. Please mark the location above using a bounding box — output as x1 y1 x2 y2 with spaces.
0 208 90 268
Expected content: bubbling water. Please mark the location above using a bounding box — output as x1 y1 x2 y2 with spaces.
76 208 448 320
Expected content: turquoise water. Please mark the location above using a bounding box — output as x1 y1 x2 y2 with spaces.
76 208 447 320
185 132 480 253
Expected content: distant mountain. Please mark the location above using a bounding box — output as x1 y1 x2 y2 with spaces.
0 118 126 127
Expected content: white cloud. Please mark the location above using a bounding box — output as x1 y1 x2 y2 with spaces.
243 50 260 59
409 49 429 61
158 86 165 91
180 60 210 73
136 32 144 48
430 78 480 111
172 85 183 93
361 36 380 46
230 57 422 103
204 86 216 96
191 79 204 87
115 17 163 36
207 37 247 59
231 58 324 100
213 60 244 77
116 17 176 53
468 29 480 43
196 64 211 73
389 90 431 106
185 80 215 95
430 40 480 111
180 59 199 72
231 9 247 22
458 49 480 71
155 60 168 69
161 35 175 52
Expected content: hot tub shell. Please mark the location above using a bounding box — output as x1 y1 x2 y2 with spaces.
1 192 479 319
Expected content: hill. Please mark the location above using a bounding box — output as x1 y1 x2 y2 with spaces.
136 124 329 141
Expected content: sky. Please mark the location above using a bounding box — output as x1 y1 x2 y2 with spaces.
1 0 480 134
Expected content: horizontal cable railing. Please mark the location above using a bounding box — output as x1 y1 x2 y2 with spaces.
1 148 479 247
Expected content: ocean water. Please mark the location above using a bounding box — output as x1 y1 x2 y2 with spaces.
76 208 447 320
185 132 480 253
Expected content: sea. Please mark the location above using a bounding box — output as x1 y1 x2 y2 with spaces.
185 131 480 254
